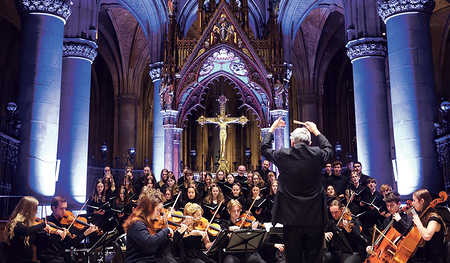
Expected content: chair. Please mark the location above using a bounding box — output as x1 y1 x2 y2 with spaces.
112 240 124 263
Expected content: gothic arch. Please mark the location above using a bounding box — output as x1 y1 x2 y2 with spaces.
176 45 271 127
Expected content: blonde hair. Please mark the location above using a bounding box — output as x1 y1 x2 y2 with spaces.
184 202 203 216
3 196 39 246
227 199 242 211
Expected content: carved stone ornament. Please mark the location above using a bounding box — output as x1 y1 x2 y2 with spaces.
346 38 387 61
149 62 164 81
16 0 72 21
63 41 97 62
377 0 435 22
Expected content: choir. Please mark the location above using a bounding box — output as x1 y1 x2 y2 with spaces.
1 164 448 263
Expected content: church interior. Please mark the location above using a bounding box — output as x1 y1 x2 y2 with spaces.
0 0 450 210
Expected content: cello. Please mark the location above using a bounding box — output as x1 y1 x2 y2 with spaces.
389 191 448 263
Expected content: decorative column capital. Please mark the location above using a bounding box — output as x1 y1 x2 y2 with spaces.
346 37 387 61
16 0 72 22
377 0 435 22
149 62 164 82
162 110 179 127
63 38 98 63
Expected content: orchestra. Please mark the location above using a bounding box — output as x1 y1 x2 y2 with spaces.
0 122 448 263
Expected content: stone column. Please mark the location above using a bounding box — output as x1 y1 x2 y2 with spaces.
346 38 392 186
15 0 72 196
378 0 439 194
271 110 288 151
117 95 138 165
162 110 178 176
149 62 164 179
56 38 97 203
173 128 183 178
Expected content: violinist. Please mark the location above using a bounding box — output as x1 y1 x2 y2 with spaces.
366 192 413 256
180 202 216 263
2 196 54 263
36 196 98 263
323 200 367 263
411 189 446 263
123 188 188 263
220 200 266 263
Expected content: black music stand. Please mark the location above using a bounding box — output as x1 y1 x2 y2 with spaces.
205 230 229 263
88 228 119 261
225 229 266 263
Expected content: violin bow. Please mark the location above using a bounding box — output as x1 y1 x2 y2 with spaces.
205 201 222 233
239 197 258 228
67 198 89 231
336 191 355 227
169 191 182 215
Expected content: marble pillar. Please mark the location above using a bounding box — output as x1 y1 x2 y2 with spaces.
57 38 97 203
173 128 183 179
346 37 392 186
149 62 164 179
162 110 178 177
15 0 72 196
378 0 439 194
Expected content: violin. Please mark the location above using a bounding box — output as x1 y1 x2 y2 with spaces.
35 217 76 239
59 211 103 235
192 217 221 236
336 209 354 233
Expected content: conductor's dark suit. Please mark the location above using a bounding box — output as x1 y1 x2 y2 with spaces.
261 131 333 263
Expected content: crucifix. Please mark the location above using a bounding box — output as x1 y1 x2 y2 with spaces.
198 95 248 172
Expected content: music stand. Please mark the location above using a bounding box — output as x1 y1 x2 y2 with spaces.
225 229 266 263
204 230 229 263
88 228 119 254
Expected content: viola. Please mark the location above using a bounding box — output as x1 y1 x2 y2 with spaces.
59 211 103 235
336 209 354 233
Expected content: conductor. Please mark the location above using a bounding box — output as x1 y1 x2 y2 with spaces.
261 118 333 263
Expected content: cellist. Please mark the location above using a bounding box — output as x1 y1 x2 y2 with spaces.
366 192 413 256
411 189 446 263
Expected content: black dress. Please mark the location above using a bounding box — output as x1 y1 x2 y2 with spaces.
5 222 45 263
415 215 446 263
180 235 216 263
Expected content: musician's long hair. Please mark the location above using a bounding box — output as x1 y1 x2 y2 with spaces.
123 188 165 234
413 189 446 234
3 196 39 246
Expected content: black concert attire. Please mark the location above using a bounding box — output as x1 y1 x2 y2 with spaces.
262 228 285 263
4 222 46 263
414 215 446 263
259 168 274 186
323 217 367 263
36 214 91 263
222 182 234 197
125 220 179 263
163 195 180 211
261 131 333 263
244 197 268 223
226 195 247 209
327 174 349 198
179 196 202 213
220 219 266 263
202 201 228 221
180 235 216 263
234 175 247 188
359 174 371 187
216 179 226 192
382 210 413 235
347 184 367 218
360 190 384 236
111 199 133 234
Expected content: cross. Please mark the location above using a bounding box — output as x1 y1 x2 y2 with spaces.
198 95 248 171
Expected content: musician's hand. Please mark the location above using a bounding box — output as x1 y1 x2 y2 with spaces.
269 117 286 133
191 229 205 236
251 221 259 229
118 212 124 218
412 214 422 227
255 208 262 215
274 243 285 252
366 246 374 253
229 226 240 231
43 224 52 234
167 227 174 238
84 224 98 236
393 213 401 222
183 216 194 226
178 223 189 234
380 211 386 216
385 213 391 218
57 228 70 240
325 232 333 242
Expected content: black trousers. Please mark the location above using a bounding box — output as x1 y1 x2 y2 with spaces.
283 225 324 263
